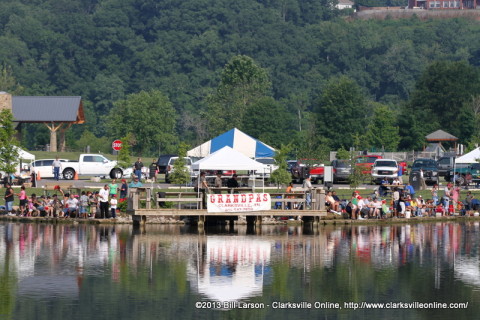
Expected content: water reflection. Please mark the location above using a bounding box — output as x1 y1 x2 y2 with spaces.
189 236 270 302
0 222 479 319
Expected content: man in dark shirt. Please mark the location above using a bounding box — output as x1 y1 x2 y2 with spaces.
149 159 158 182
4 183 14 214
133 158 143 181
227 174 239 189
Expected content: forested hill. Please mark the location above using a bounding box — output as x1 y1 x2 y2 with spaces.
1 0 480 158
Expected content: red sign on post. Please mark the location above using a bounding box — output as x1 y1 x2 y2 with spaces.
112 139 122 151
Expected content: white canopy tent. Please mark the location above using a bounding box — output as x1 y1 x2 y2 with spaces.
191 146 266 191
192 146 265 171
12 147 35 175
455 147 480 164
16 146 35 161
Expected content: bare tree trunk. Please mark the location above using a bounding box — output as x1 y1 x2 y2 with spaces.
45 122 62 152
58 123 72 152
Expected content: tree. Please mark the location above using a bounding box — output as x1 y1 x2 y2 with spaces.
365 103 400 151
106 90 177 155
316 76 368 149
0 109 19 175
169 143 191 185
208 55 271 135
336 147 349 160
117 133 133 170
0 64 24 94
292 113 331 162
336 147 367 188
402 61 480 149
74 130 111 154
242 97 295 147
270 145 292 188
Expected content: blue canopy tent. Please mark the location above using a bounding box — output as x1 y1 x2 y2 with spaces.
187 128 275 158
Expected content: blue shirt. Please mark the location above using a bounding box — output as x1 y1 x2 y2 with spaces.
406 185 415 195
129 181 143 188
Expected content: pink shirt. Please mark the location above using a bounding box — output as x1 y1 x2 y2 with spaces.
19 190 26 200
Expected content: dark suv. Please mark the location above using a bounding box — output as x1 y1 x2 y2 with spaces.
411 158 439 185
156 154 177 174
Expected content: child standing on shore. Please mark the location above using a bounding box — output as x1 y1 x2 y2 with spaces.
110 194 117 218
17 185 27 216
79 191 89 219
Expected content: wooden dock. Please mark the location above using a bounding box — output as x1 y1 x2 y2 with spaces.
127 187 328 227
127 208 327 226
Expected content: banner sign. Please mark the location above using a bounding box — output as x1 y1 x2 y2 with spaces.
207 193 271 213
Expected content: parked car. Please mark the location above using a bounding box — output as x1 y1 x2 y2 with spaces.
287 160 297 172
355 155 382 174
61 154 124 180
122 167 147 180
410 158 439 185
437 156 456 178
309 165 325 184
31 159 70 179
156 154 178 174
290 159 324 184
371 159 398 184
356 155 408 175
331 159 352 183
290 161 308 183
165 156 194 183
448 163 480 185
255 157 279 178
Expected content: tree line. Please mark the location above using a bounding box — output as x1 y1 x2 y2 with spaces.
1 0 480 159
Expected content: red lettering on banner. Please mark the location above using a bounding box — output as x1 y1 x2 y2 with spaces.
241 194 246 203
218 195 224 203
248 194 254 203
225 195 231 203
210 196 215 203
256 194 261 202
263 194 268 201
233 195 239 203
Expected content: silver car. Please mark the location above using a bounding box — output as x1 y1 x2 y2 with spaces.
331 160 352 183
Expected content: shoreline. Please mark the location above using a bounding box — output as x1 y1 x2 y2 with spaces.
2 213 480 226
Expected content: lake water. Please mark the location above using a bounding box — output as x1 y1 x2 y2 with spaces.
0 221 479 319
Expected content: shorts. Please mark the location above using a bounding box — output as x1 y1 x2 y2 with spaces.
20 199 27 206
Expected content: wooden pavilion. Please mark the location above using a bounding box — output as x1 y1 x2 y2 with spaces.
425 129 458 153
0 92 84 152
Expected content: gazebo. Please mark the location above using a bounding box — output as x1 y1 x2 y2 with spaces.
425 129 458 153
0 92 84 152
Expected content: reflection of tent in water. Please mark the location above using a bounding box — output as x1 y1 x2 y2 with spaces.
190 236 271 302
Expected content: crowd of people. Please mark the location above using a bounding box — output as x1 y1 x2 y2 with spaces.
324 181 480 220
1 177 144 219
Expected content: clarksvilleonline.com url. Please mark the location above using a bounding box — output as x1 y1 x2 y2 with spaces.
343 301 469 310
195 301 469 310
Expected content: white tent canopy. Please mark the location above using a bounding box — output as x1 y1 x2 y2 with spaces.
192 146 265 171
0 146 35 161
16 146 35 161
455 147 480 164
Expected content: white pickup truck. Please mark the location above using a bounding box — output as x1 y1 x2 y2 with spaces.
61 154 124 180
371 159 398 184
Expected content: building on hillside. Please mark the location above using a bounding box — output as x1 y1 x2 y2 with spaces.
424 129 458 156
336 0 355 10
0 92 84 152
408 0 479 9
